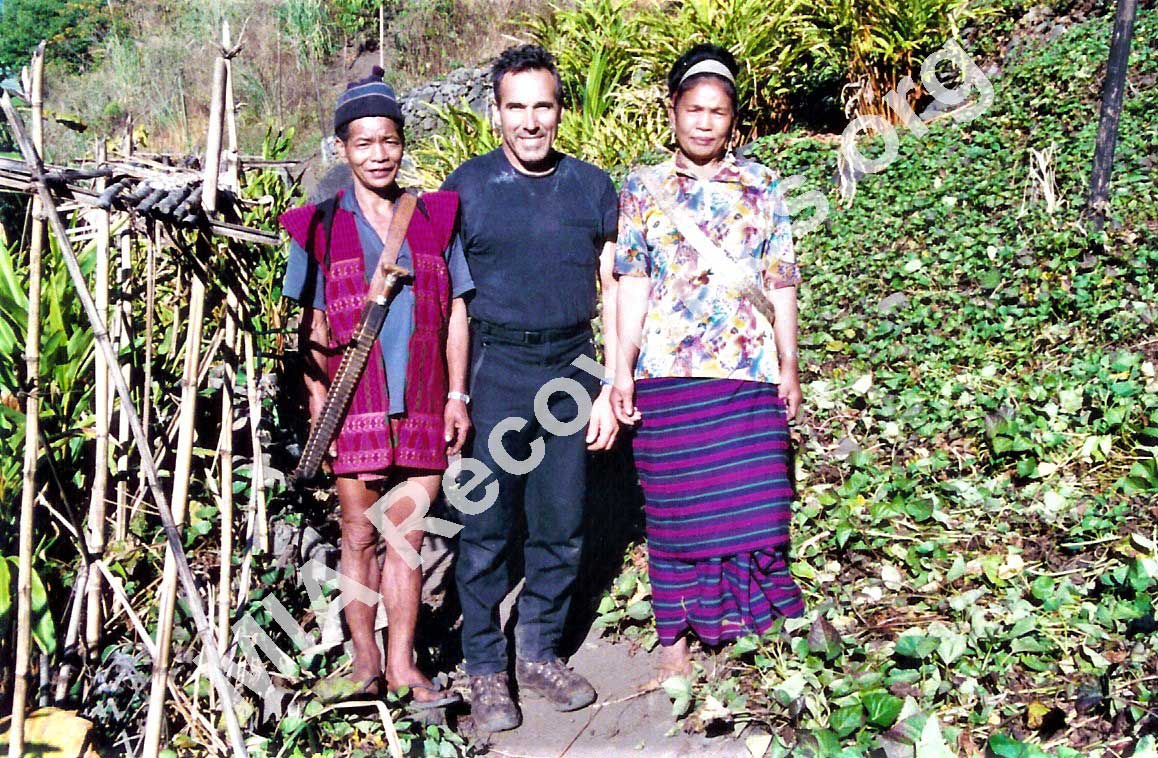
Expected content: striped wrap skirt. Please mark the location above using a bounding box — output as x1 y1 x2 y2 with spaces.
632 377 805 646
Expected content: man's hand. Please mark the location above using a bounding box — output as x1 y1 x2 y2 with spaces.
586 389 620 451
778 370 803 421
610 378 642 426
444 398 471 456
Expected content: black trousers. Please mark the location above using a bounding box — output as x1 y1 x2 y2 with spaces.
454 324 599 676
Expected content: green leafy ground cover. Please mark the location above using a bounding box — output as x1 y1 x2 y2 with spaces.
598 10 1158 757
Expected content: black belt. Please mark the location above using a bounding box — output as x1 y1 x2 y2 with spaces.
475 320 590 345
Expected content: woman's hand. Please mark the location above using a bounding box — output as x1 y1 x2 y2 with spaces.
778 369 802 421
610 377 642 426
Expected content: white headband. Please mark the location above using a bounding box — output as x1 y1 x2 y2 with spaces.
679 59 735 86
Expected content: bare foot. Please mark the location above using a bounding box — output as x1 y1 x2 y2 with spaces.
385 668 446 703
640 639 693 691
348 661 382 695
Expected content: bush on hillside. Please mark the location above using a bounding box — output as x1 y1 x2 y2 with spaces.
0 0 120 75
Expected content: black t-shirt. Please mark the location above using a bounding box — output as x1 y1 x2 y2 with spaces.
441 148 618 330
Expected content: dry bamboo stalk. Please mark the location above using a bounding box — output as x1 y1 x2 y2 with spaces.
9 42 46 758
0 91 248 758
126 318 226 524
141 265 207 755
244 332 268 552
141 49 231 758
223 22 240 192
217 24 239 651
217 316 237 650
53 534 86 703
85 141 111 659
130 224 157 531
113 231 132 541
234 340 267 608
94 560 159 659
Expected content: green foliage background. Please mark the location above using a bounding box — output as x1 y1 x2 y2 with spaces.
0 0 1154 756
0 0 120 74
597 8 1158 756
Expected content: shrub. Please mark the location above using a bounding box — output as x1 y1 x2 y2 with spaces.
0 0 120 75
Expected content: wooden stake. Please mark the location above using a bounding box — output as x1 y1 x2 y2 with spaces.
141 270 207 756
94 560 159 659
379 3 386 71
1086 0 1138 232
141 47 233 758
9 41 46 758
223 21 240 192
218 20 239 651
0 88 249 758
85 141 111 659
113 231 132 541
52 559 85 703
217 309 238 650
125 223 157 533
245 332 268 553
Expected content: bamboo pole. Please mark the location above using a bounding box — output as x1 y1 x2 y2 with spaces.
113 231 132 541
0 89 248 758
126 224 157 533
52 560 85 703
85 141 111 659
94 560 159 659
9 41 46 758
244 331 268 549
217 313 237 650
141 240 208 758
140 47 232 758
223 22 240 192
218 20 239 651
142 225 157 487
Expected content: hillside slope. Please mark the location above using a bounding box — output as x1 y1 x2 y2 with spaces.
614 9 1158 756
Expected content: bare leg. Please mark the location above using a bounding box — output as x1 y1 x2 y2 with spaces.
337 476 386 689
378 474 444 702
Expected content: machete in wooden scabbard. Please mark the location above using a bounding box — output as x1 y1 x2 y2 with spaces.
290 192 417 487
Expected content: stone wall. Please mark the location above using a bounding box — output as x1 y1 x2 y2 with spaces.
400 66 492 137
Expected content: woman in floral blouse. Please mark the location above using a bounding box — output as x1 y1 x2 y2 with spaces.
610 44 805 684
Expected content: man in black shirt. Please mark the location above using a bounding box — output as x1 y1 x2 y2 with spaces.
441 45 621 733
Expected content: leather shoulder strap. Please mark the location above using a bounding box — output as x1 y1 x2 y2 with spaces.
365 192 417 302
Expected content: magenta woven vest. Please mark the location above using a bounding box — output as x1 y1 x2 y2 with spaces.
279 190 457 474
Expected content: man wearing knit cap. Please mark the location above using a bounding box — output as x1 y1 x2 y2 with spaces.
442 44 621 733
279 67 473 710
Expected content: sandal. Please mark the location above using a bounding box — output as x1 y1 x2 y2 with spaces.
314 675 383 705
403 681 463 712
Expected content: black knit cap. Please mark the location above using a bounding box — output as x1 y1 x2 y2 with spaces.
334 66 404 135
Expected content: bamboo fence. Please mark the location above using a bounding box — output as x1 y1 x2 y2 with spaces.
2 27 300 758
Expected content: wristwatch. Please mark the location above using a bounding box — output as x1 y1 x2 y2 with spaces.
447 391 471 405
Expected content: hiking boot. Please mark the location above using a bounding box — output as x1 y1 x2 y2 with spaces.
515 657 596 712
469 672 521 733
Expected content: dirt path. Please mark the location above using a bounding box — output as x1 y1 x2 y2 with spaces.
478 628 748 758
417 536 750 757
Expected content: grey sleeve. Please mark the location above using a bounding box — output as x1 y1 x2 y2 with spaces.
283 240 326 311
445 231 474 299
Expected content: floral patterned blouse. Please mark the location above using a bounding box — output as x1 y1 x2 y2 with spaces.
614 152 800 385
